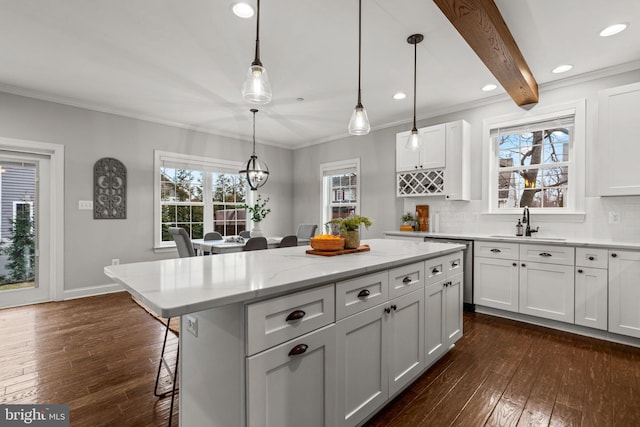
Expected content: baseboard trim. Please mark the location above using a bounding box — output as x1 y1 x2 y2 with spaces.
63 283 124 300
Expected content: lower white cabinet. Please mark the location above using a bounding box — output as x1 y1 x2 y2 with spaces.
246 325 337 427
425 272 463 367
575 266 608 330
609 250 640 338
474 257 519 312
336 289 424 427
519 261 575 323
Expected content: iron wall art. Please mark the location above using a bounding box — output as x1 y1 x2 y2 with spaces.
94 157 127 219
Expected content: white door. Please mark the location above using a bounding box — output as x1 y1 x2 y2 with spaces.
445 273 463 344
609 251 640 338
474 257 519 312
519 262 575 322
425 278 446 367
0 150 55 308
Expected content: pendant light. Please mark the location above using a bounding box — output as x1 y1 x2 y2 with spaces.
240 109 270 190
406 34 424 151
241 0 272 104
347 0 371 135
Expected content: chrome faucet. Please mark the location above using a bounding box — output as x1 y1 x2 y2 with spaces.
522 206 539 237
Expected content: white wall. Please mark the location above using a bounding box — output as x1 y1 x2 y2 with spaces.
293 68 640 243
0 92 293 291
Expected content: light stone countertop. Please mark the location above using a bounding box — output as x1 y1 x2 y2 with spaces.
104 238 465 318
383 231 640 250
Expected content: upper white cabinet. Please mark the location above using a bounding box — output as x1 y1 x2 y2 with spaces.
598 82 640 196
396 120 470 200
396 124 446 172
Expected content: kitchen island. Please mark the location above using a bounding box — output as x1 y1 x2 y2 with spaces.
105 238 465 426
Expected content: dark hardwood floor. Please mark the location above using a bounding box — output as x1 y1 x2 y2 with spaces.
2 292 640 426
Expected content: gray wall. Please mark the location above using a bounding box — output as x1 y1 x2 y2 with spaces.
292 68 640 240
0 92 293 291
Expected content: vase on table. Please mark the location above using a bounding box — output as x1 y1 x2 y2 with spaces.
342 230 360 249
250 221 264 238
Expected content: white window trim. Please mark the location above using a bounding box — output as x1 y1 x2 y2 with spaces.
319 158 360 232
481 99 586 219
154 150 244 251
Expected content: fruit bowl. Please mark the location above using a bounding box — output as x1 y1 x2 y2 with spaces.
310 235 345 251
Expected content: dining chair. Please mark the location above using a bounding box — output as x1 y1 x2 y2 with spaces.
279 235 298 248
202 231 223 255
243 236 268 251
168 227 196 258
239 230 251 238
296 224 318 241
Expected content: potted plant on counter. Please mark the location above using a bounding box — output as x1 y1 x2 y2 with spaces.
326 214 373 249
400 212 415 231
241 195 270 237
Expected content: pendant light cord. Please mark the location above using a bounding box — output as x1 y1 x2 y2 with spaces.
356 0 362 107
253 0 262 66
252 109 257 155
412 41 417 130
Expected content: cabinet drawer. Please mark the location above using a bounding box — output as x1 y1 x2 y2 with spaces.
446 251 464 277
389 262 425 299
336 271 389 320
246 284 335 356
520 244 575 265
475 241 519 260
425 256 447 286
575 247 608 269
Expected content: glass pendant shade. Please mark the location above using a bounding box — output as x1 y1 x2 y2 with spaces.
242 64 272 104
348 104 371 135
240 155 270 190
406 128 422 151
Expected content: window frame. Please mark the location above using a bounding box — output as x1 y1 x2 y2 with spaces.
319 158 360 232
154 150 245 250
482 100 586 218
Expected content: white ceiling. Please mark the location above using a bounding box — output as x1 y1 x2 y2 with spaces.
1 0 639 149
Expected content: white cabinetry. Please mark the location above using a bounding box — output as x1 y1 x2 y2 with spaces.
396 124 446 172
473 242 520 312
519 244 575 323
424 253 464 367
336 265 425 427
574 248 608 330
598 82 640 196
609 250 640 338
396 120 469 200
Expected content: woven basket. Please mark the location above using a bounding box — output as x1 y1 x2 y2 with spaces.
310 237 345 251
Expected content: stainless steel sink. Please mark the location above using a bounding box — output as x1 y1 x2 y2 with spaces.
488 235 566 241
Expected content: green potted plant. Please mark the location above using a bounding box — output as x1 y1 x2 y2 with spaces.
400 212 415 231
326 214 373 249
241 195 270 237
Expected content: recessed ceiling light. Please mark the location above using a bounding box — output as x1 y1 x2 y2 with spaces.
482 84 497 92
393 92 407 100
600 23 628 37
552 64 573 74
232 2 254 18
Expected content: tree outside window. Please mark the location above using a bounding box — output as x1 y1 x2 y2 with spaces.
212 173 247 236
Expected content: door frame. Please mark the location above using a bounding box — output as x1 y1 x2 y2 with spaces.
0 137 64 307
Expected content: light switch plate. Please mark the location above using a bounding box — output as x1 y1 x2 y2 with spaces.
79 200 93 210
608 211 620 224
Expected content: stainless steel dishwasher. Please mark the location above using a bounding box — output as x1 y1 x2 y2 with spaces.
423 237 474 311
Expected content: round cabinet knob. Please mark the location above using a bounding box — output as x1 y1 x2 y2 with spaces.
512 262 517 267
611 253 618 258
588 256 595 261
577 269 583 273
521 263 526 267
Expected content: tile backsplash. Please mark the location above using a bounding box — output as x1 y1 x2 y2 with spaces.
403 196 640 243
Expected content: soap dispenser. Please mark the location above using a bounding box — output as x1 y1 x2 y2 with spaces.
516 219 523 236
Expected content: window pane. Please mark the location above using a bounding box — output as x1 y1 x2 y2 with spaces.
192 206 203 222
161 182 176 201
542 167 568 187
162 205 176 222
176 206 191 222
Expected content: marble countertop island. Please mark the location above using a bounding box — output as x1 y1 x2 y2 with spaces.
104 238 465 318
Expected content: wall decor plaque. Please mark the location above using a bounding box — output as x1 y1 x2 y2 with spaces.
94 157 126 219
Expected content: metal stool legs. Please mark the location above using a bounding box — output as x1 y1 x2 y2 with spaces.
154 317 179 426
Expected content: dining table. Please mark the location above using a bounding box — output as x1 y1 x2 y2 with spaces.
192 236 289 254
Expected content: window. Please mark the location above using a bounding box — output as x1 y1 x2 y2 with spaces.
320 159 360 230
483 100 585 215
155 151 248 249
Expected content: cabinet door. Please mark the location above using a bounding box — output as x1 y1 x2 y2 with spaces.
424 278 446 367
336 306 388 427
598 82 640 196
609 250 640 338
388 289 425 395
519 262 574 323
575 266 608 331
445 273 463 345
246 325 336 427
474 257 519 312
443 120 470 201
396 125 445 172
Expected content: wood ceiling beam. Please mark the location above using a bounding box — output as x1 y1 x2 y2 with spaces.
433 0 539 106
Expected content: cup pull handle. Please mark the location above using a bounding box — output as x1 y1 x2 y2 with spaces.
357 289 370 298
588 256 595 261
431 268 440 274
402 276 412 284
285 310 306 322
539 252 552 257
490 248 501 253
288 344 308 357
